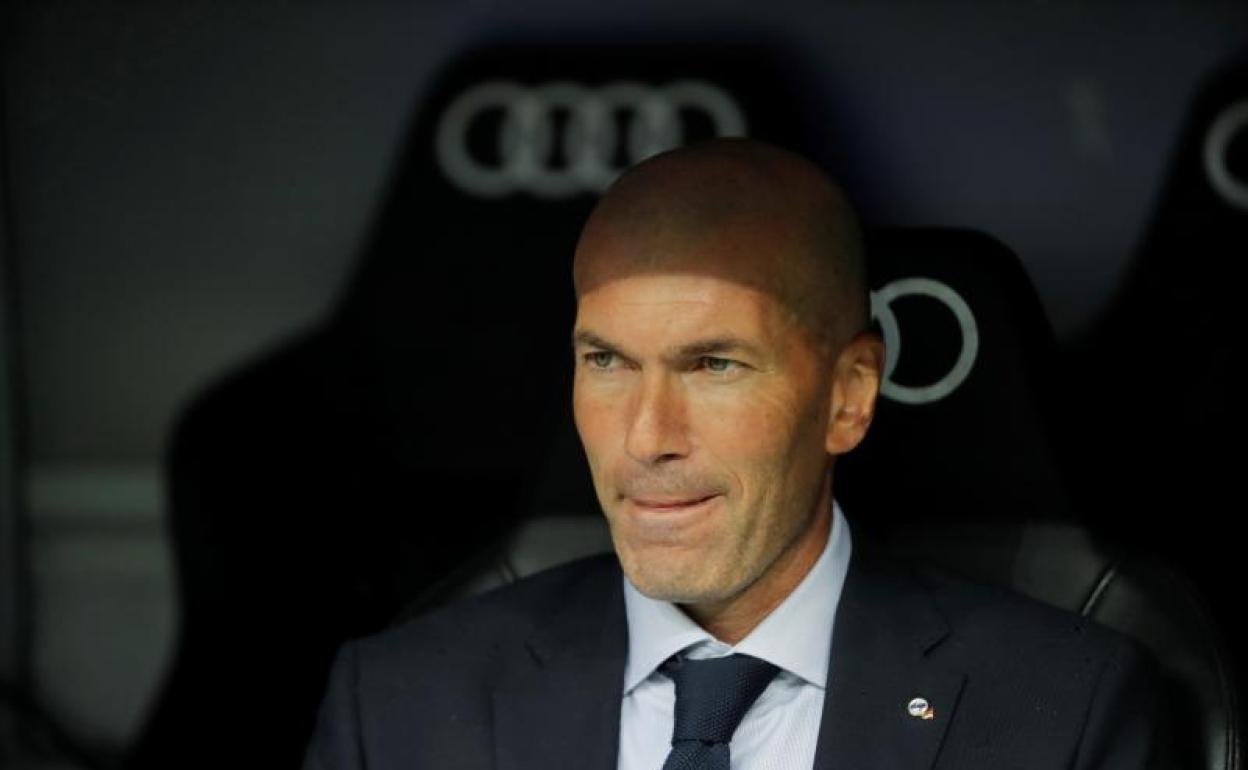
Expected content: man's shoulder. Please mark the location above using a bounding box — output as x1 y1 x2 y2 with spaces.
911 562 1164 764
913 562 1129 656
349 551 621 679
303 553 624 767
896 557 1157 714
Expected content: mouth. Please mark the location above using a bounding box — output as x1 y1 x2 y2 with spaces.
618 493 723 543
628 494 719 512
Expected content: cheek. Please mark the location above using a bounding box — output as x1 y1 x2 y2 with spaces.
692 386 806 489
573 385 621 471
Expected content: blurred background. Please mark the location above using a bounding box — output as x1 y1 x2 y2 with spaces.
2 1 1246 768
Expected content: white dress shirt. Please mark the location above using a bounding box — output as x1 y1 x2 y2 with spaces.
618 501 852 770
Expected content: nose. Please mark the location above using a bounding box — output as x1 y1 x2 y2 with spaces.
624 371 690 465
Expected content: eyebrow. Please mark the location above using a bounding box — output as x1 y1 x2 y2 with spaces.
573 330 621 352
572 329 765 363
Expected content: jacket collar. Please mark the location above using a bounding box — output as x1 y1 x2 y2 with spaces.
622 502 852 693
491 546 964 770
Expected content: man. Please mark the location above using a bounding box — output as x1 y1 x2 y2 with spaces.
303 139 1162 769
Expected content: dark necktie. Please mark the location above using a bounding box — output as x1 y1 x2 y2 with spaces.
660 653 780 770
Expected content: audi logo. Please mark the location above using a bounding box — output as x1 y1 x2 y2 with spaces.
435 80 747 198
1204 99 1248 211
871 277 979 405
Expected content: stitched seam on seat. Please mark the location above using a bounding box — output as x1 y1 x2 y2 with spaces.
1079 559 1119 617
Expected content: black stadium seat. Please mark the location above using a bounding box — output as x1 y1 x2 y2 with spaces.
1060 58 1248 701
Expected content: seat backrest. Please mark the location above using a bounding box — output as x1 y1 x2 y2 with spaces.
1055 62 1248 762
1058 60 1248 716
836 227 1069 540
1063 59 1248 523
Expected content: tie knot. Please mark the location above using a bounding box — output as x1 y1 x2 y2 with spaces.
664 653 780 745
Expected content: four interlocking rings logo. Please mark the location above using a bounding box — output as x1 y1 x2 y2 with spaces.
871 277 979 405
436 80 747 198
1204 99 1248 211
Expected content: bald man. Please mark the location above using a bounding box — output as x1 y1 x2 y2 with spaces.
303 140 1162 770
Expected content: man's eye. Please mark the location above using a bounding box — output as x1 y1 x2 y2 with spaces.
586 351 616 369
699 356 740 374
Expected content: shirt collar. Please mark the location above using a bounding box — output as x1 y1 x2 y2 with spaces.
622 500 852 693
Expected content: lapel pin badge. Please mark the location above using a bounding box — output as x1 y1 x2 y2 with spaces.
907 697 935 721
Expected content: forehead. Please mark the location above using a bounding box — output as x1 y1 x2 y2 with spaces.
574 273 798 348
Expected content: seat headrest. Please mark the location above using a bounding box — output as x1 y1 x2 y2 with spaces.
838 228 1068 530
339 40 821 312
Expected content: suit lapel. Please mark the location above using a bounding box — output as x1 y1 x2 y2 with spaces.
812 549 965 770
492 556 627 770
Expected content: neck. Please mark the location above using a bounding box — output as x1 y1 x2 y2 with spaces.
683 479 834 645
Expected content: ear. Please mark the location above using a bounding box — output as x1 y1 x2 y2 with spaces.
826 332 884 456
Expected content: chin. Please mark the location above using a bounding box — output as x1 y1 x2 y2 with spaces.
621 553 739 605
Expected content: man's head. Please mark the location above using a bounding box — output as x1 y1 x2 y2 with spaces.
571 139 882 628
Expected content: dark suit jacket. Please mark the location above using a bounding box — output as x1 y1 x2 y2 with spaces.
303 548 1162 769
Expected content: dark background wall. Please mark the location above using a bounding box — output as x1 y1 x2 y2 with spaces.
3 0 1246 758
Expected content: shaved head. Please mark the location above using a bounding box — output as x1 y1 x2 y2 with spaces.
573 138 868 352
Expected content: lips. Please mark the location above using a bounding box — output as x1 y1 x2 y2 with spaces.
613 473 726 543
616 491 723 544
629 494 718 511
